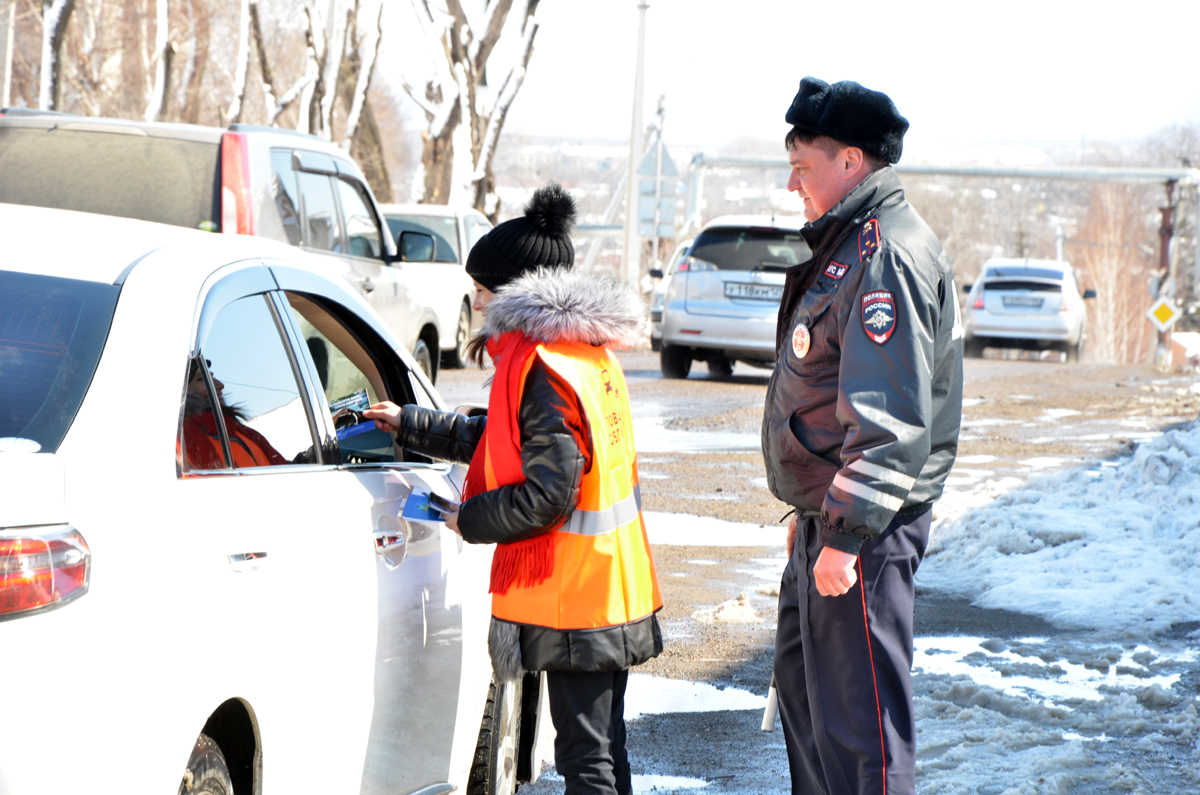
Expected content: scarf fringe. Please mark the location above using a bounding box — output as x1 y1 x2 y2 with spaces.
489 532 555 595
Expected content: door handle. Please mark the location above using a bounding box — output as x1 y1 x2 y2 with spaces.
373 532 407 570
228 551 267 574
361 277 375 293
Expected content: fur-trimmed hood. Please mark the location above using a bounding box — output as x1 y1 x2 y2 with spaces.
482 268 647 350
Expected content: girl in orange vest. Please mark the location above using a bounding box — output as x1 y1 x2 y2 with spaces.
365 184 662 795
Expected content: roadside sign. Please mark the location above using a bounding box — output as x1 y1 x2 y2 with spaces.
1146 297 1181 332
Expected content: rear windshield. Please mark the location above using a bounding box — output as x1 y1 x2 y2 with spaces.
984 280 1062 292
385 215 459 262
0 126 220 231
688 226 810 271
985 266 1064 281
0 270 119 453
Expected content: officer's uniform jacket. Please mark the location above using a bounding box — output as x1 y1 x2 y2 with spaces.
762 166 963 555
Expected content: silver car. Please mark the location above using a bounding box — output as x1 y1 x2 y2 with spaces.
656 215 810 378
962 258 1095 361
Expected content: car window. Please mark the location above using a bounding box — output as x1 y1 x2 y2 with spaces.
267 150 303 246
282 291 401 465
385 215 459 262
335 179 383 259
297 172 344 253
0 270 119 454
464 215 491 253
180 295 317 473
688 227 810 271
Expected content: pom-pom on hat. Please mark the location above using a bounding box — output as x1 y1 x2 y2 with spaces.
465 183 578 292
785 77 909 164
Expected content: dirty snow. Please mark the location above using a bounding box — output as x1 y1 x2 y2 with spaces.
692 593 759 624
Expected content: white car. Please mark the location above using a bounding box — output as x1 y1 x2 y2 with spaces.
0 204 533 795
962 257 1095 361
649 239 692 352
378 204 493 370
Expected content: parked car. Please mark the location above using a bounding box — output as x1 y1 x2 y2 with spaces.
657 215 809 378
0 108 451 382
0 203 536 795
649 238 692 352
962 257 1095 361
377 203 493 369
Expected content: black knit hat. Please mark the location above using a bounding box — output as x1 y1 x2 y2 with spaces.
465 184 577 292
785 77 909 164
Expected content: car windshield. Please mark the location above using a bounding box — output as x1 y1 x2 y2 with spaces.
984 280 1063 292
385 215 459 262
985 266 1064 281
0 125 220 231
687 227 809 271
0 270 119 453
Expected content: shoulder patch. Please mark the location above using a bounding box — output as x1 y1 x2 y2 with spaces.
861 290 896 344
858 218 880 261
824 260 850 280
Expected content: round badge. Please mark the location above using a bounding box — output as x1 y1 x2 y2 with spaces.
791 323 811 359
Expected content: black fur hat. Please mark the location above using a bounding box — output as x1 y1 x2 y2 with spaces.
465 184 577 292
785 77 909 164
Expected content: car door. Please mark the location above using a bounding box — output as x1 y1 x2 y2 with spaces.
176 266 378 791
269 265 494 795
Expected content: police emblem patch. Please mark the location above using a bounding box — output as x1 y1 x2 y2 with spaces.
791 323 811 359
824 261 849 280
858 218 881 261
861 291 896 344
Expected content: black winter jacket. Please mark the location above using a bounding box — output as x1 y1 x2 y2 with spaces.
762 167 964 555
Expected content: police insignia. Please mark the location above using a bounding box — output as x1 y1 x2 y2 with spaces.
791 323 811 359
861 291 896 344
824 261 849 280
858 218 881 261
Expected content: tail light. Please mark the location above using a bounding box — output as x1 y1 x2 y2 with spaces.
0 526 90 619
972 293 984 309
1060 298 1072 313
220 132 254 235
676 256 717 272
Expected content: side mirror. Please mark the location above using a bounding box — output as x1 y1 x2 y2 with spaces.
649 269 664 279
399 231 435 262
1082 289 1097 299
454 402 488 418
962 283 973 293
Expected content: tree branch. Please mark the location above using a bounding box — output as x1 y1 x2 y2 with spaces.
225 0 251 123
341 0 382 150
468 0 513 78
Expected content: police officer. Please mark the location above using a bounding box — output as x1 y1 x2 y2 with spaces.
762 77 963 795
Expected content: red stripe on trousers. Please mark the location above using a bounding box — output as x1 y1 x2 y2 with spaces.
857 559 887 795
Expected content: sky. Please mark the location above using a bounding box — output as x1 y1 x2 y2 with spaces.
380 0 1200 159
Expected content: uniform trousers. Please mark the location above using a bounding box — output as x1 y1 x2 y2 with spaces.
774 510 930 795
546 669 632 795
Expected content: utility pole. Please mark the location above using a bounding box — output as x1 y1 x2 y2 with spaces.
2 1 15 108
622 1 648 289
1155 181 1176 366
650 95 666 271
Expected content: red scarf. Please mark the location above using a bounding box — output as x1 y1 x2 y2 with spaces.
463 331 557 595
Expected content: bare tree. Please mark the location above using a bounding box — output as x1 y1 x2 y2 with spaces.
143 0 172 120
39 0 76 109
403 0 539 219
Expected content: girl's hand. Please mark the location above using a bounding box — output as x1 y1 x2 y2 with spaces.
443 509 461 536
363 402 402 434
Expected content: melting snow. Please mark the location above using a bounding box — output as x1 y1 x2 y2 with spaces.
624 674 767 719
644 512 784 547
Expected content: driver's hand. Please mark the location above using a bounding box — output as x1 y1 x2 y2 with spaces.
364 402 402 434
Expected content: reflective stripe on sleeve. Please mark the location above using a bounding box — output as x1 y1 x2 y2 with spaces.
831 473 905 511
847 458 916 491
562 484 643 537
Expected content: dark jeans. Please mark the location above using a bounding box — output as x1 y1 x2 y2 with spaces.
546 669 632 795
774 510 930 795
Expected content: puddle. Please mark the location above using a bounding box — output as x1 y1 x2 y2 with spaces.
957 454 997 464
1042 408 1082 420
913 636 1189 705
634 418 760 453
537 770 710 793
644 512 784 547
625 674 767 719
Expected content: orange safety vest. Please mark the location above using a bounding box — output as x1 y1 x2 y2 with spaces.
487 341 662 631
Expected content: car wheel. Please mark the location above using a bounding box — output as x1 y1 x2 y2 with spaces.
963 336 984 358
412 338 435 383
443 301 472 369
467 678 521 795
661 344 692 379
178 734 233 795
708 356 734 379
1066 337 1083 363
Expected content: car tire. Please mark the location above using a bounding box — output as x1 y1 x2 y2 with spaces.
413 338 435 383
708 356 734 379
443 301 472 369
1066 337 1083 363
661 345 692 379
963 336 984 358
178 734 233 795
466 678 521 795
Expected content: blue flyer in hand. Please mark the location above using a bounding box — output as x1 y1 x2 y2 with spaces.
401 490 444 523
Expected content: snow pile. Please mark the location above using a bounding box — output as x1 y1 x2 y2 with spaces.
692 593 759 624
921 421 1200 635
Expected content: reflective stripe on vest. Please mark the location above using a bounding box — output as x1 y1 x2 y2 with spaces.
490 341 662 631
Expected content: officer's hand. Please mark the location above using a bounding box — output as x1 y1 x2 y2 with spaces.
363 402 402 434
814 547 858 597
786 516 798 558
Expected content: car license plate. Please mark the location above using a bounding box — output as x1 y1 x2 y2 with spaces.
1002 296 1044 308
724 282 783 301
